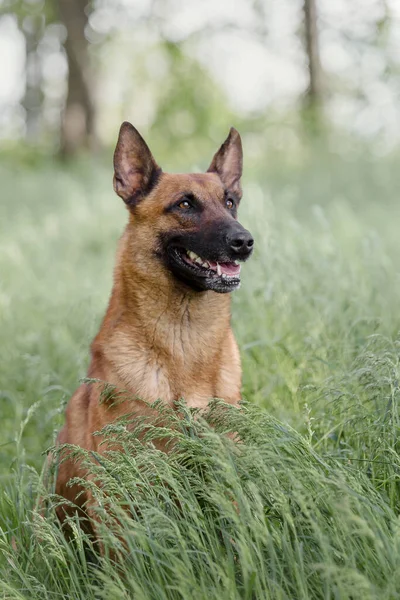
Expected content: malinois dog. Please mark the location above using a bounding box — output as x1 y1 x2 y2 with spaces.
53 122 254 533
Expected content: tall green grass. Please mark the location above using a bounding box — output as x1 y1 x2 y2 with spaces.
1 146 400 598
2 401 400 599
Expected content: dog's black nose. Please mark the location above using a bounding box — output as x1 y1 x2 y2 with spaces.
227 228 254 256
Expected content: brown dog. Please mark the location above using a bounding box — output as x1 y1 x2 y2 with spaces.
53 122 254 531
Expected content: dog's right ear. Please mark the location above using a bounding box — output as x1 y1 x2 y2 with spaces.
113 122 161 205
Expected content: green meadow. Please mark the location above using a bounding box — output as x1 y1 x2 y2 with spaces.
1 143 400 599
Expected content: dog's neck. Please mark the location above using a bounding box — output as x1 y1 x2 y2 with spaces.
90 226 240 407
101 228 232 357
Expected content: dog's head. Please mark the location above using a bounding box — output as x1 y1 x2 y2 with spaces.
113 122 254 294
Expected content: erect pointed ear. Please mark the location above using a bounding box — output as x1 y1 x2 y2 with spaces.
113 122 162 205
207 127 243 197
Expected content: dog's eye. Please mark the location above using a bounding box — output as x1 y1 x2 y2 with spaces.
225 199 234 210
178 199 191 209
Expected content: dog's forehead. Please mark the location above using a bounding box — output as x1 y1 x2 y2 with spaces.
160 172 224 200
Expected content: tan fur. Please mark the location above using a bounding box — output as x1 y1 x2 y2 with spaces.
53 131 245 532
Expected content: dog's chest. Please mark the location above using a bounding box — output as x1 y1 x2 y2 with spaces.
106 330 219 407
125 353 173 401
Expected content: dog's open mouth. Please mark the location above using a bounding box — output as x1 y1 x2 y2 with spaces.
167 246 242 293
182 249 241 279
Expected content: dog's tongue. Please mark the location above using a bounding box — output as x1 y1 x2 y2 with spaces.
209 261 241 276
220 262 241 276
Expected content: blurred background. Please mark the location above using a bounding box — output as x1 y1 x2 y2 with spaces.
1 0 400 162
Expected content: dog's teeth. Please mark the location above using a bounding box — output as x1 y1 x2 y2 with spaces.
234 260 239 266
217 263 222 276
186 249 209 267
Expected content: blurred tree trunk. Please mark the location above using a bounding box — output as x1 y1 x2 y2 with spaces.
21 15 44 141
303 0 323 133
58 0 96 157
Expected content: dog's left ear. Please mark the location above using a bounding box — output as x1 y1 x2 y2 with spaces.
207 127 243 197
113 122 161 205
